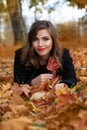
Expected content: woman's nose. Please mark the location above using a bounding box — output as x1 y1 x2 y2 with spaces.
38 40 43 46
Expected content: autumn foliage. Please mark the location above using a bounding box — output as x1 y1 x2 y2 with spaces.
0 48 87 130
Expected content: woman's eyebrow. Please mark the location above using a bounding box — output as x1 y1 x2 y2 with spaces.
42 36 50 38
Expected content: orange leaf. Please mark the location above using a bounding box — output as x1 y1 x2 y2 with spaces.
46 56 59 72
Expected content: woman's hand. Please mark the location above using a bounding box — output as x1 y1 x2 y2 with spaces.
54 83 68 90
30 74 53 86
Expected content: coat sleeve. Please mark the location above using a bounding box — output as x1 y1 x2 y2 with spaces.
14 49 28 84
60 49 78 87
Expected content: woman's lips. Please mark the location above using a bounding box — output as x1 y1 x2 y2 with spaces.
37 48 46 51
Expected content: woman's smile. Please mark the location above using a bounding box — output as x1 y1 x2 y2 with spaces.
37 47 46 52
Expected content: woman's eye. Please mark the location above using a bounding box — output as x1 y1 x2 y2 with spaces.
33 38 38 42
43 37 49 41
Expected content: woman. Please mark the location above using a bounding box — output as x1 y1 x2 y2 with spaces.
14 20 77 88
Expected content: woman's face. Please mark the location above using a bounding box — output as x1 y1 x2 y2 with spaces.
32 29 53 59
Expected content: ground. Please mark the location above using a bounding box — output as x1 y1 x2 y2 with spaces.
0 37 87 57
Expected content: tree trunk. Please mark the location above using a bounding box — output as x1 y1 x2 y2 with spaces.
7 0 25 44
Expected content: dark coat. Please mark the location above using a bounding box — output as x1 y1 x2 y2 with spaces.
14 48 77 87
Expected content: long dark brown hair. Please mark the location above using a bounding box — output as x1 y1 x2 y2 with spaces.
21 20 63 68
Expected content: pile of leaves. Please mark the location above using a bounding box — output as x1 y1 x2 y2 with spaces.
0 57 13 83
0 48 87 130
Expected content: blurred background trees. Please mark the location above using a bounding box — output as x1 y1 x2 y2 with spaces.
6 0 25 44
0 0 87 48
0 0 25 45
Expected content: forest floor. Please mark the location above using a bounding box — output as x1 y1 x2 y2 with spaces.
0 37 87 130
0 37 87 57
0 43 22 57
61 37 87 49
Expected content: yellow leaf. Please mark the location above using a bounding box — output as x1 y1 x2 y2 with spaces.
0 117 33 130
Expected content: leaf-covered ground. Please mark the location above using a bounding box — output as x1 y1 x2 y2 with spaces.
0 48 87 130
